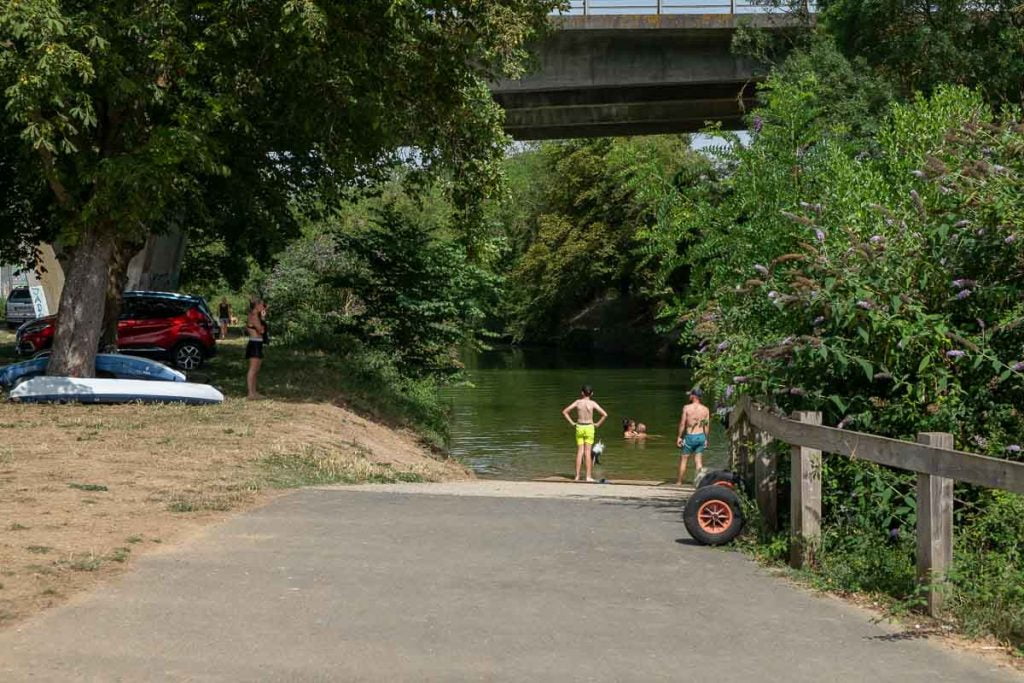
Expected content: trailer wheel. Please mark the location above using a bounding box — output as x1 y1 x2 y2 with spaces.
695 469 738 489
684 484 744 546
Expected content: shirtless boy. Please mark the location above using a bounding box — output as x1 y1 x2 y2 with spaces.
561 385 608 482
675 388 710 485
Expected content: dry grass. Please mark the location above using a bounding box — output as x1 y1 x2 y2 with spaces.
0 330 468 628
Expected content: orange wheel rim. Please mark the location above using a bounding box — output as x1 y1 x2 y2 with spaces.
697 500 733 533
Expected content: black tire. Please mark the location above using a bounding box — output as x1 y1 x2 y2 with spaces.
695 469 738 489
172 341 204 371
683 485 744 546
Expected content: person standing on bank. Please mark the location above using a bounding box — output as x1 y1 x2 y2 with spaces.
218 297 232 340
676 388 710 485
245 298 268 400
561 385 608 482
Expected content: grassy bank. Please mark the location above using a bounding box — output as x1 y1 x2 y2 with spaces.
196 334 453 449
0 330 467 627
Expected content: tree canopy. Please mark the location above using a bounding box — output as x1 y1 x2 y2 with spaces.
0 0 557 374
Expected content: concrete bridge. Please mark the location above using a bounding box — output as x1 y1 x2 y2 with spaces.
493 11 803 140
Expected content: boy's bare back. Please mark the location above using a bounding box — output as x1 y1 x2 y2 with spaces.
570 398 601 424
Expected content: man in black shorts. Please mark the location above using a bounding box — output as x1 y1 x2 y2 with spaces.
245 298 267 399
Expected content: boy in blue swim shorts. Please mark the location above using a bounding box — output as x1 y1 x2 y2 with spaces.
675 388 710 485
561 385 608 482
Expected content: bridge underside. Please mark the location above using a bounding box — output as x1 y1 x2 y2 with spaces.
497 80 758 140
493 15 791 140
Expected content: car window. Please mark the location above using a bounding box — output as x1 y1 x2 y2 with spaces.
8 289 30 302
130 298 188 319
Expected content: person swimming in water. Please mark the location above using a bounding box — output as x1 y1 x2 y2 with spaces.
562 385 608 482
623 418 637 439
635 423 648 440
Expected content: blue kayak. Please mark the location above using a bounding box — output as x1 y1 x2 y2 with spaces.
0 354 186 388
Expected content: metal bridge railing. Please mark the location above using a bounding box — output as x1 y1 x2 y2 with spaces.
558 0 804 15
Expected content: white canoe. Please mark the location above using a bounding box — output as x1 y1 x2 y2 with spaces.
9 377 224 405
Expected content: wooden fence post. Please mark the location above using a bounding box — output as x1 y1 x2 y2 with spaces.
790 411 822 569
916 432 954 618
729 409 752 486
755 431 777 531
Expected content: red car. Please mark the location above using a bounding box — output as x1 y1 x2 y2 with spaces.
15 291 218 371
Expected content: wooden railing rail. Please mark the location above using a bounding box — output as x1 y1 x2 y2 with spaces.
730 396 1024 494
728 395 1024 616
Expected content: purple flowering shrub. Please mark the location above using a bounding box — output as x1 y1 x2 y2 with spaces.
687 87 1024 458
655 44 1024 648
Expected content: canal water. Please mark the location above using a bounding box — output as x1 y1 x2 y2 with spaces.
443 348 728 481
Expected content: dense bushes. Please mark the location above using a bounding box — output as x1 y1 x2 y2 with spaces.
642 37 1024 649
492 136 707 346
266 186 494 379
691 84 1024 453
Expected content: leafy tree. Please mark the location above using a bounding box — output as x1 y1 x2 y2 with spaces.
0 0 556 376
266 182 494 377
821 0 1024 105
495 136 708 345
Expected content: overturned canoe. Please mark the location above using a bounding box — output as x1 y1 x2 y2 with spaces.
10 377 223 405
0 354 186 388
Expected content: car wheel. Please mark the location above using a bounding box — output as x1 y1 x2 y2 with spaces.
173 341 204 371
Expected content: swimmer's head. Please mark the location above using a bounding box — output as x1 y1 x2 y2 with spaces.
637 423 647 433
580 385 594 398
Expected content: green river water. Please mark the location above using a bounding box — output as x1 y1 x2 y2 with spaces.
443 348 728 481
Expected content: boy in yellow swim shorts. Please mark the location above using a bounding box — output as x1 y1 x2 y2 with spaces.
561 385 608 482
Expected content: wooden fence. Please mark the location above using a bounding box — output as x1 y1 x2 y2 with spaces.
728 395 1024 616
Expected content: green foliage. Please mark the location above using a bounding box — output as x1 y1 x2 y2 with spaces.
494 136 708 343
686 75 1024 454
949 491 1024 646
267 183 494 378
641 37 1024 649
821 0 1024 105
0 0 557 373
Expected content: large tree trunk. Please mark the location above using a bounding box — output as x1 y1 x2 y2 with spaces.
99 241 140 352
47 225 117 378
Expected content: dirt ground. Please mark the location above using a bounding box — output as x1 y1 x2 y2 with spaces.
0 393 467 629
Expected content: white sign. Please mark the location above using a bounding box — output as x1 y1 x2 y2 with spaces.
29 286 49 318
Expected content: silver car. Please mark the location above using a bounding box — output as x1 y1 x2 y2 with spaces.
5 287 37 329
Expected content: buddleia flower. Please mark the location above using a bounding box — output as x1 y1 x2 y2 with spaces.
733 376 749 384
856 300 873 310
956 289 972 300
953 219 970 228
946 350 966 358
754 264 770 276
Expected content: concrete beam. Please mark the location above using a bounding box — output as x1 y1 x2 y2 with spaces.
493 13 802 139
